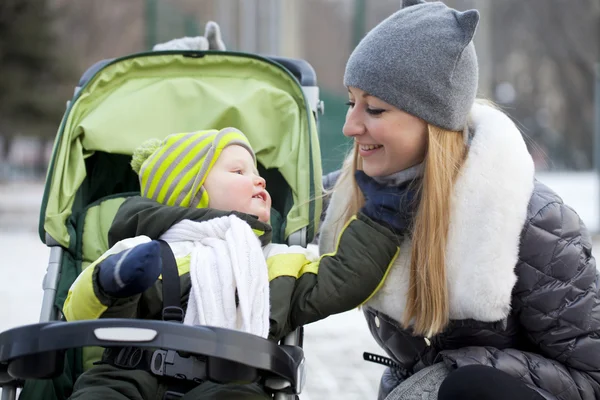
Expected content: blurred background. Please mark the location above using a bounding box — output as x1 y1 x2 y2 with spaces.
2 0 599 176
1 0 599 398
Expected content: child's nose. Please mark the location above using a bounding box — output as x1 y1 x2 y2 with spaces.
254 176 266 188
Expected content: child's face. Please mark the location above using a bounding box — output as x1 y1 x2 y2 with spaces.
203 145 272 223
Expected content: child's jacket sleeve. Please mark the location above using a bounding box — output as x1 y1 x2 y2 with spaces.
267 212 400 341
63 236 152 321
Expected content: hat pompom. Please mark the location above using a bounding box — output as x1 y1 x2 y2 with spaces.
131 138 163 174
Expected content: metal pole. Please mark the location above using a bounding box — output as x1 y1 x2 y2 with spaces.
595 62 600 231
217 0 235 50
352 0 366 49
270 0 281 55
472 0 493 98
145 0 158 50
257 0 268 54
263 0 281 55
240 0 258 52
39 246 63 322
595 3 600 233
279 0 302 58
0 385 17 400
256 0 280 55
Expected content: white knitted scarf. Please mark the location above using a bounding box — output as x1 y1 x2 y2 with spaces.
159 216 270 338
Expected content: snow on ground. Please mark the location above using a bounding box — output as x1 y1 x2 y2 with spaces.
1 172 599 399
0 181 384 399
536 171 599 233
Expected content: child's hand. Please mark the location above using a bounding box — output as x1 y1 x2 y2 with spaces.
97 240 162 298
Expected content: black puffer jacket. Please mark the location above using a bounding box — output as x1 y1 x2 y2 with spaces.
365 180 600 400
318 104 600 400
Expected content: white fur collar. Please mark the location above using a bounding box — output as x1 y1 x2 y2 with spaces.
319 104 535 323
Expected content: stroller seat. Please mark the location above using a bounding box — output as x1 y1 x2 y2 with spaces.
0 49 323 400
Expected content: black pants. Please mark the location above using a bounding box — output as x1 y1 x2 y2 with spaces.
438 365 545 400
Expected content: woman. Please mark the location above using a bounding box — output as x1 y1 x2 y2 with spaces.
319 1 600 399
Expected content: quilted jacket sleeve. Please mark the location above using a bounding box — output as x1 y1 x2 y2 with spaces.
441 183 600 400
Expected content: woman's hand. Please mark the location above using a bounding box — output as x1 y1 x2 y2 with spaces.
354 170 415 234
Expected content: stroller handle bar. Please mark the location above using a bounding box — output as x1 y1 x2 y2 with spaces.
77 54 317 90
0 319 305 396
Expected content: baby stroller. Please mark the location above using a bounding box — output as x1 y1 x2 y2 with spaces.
0 48 324 400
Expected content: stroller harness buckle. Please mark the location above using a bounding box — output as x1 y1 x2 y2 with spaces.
99 346 152 370
162 306 185 323
100 347 207 387
151 349 207 383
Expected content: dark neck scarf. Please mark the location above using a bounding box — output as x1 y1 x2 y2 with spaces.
374 163 423 236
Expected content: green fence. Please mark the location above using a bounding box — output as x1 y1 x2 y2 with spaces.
319 90 352 174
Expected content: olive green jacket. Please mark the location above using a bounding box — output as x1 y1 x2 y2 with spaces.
64 197 400 341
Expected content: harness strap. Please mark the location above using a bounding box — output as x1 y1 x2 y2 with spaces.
98 241 195 398
157 240 184 323
98 346 153 370
363 352 402 370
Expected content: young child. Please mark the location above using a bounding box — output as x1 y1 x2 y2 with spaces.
64 128 400 400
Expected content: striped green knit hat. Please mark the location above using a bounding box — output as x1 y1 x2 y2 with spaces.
131 127 255 208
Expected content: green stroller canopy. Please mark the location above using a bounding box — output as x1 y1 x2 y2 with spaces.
40 52 322 249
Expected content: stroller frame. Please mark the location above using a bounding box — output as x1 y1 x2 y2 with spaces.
0 51 324 400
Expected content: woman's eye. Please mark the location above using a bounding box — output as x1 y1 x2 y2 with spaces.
366 108 385 115
346 101 384 115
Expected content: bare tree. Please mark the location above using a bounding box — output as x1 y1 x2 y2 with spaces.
490 0 599 170
50 0 145 71
0 0 75 171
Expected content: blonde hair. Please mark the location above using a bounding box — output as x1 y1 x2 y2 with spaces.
332 124 467 337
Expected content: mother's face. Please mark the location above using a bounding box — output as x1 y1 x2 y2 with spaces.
343 87 428 177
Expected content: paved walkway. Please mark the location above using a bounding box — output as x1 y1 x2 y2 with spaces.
0 181 44 233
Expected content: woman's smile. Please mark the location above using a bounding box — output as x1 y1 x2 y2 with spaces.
357 143 384 157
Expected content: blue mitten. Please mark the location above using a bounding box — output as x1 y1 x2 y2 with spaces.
97 240 162 298
354 170 416 235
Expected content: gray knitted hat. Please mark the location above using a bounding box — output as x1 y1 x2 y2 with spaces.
344 0 479 131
